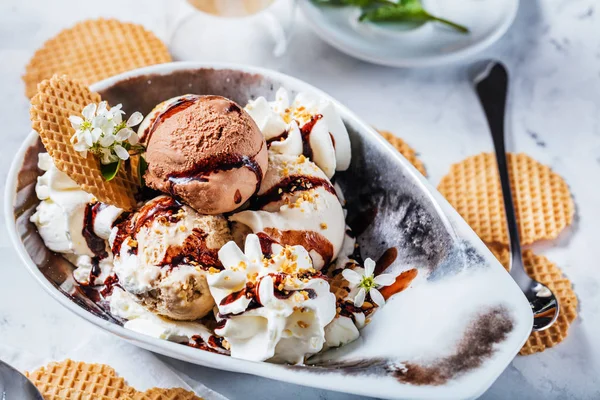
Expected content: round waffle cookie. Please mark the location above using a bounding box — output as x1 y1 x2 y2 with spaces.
134 387 203 399
23 18 171 98
518 251 578 355
487 244 511 272
30 75 139 209
378 130 427 176
25 359 136 399
437 153 574 246
26 360 203 400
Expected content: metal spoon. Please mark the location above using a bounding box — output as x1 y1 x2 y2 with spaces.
0 359 44 399
473 61 560 331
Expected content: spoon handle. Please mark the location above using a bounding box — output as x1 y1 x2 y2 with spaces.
474 62 532 291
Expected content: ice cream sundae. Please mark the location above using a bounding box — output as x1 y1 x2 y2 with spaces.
30 84 416 364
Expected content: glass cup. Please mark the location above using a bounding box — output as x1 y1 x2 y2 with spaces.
165 0 297 67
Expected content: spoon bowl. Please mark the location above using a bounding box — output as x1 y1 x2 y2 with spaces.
473 60 560 332
0 360 44 399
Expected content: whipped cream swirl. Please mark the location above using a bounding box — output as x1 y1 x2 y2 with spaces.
244 87 351 178
207 234 336 364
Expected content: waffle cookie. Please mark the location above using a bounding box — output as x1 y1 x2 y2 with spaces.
23 18 171 98
134 387 203 399
329 272 352 306
438 153 574 246
30 75 139 210
518 251 577 355
378 130 427 176
25 359 136 399
487 244 511 272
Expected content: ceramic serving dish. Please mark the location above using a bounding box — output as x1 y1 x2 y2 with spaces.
5 62 532 399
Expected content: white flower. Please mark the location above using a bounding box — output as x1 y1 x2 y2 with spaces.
69 102 144 165
342 258 396 308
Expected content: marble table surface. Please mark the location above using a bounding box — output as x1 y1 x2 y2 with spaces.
1 0 599 398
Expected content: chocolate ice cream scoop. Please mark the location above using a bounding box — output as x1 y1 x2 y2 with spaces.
139 95 268 214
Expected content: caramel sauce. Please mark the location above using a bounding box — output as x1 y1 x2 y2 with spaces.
264 228 334 266
159 228 221 270
379 269 418 300
374 247 398 275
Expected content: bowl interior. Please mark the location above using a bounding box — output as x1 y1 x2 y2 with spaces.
10 64 532 399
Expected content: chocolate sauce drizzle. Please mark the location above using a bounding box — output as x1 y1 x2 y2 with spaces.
218 273 320 321
82 202 108 259
300 114 323 160
166 152 264 199
250 175 336 210
141 95 200 145
111 196 183 256
266 131 289 147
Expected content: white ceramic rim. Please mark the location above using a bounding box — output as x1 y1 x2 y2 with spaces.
298 0 520 68
5 61 530 399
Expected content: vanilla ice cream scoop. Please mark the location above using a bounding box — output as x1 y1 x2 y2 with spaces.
110 195 232 320
244 87 351 178
230 153 345 269
207 234 336 364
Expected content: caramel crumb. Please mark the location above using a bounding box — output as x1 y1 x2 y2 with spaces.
208 267 220 275
297 321 309 329
320 223 328 230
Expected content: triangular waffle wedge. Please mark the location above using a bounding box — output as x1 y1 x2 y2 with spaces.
519 250 578 355
438 153 574 246
23 18 171 98
25 359 136 400
378 130 427 176
134 387 203 400
30 75 139 209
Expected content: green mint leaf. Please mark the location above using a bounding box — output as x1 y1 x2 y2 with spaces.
359 4 429 22
101 160 121 182
138 156 148 187
312 0 394 7
360 2 469 33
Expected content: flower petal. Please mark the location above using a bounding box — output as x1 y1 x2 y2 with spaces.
115 128 132 141
127 112 143 127
73 141 88 152
354 288 366 307
83 130 93 147
68 116 83 129
91 127 103 142
374 273 396 287
370 288 385 307
114 145 129 161
96 101 108 116
342 269 361 286
82 103 97 120
99 133 115 147
364 258 376 277
127 132 139 145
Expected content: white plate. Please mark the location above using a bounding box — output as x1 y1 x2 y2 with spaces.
6 62 532 399
299 0 519 67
